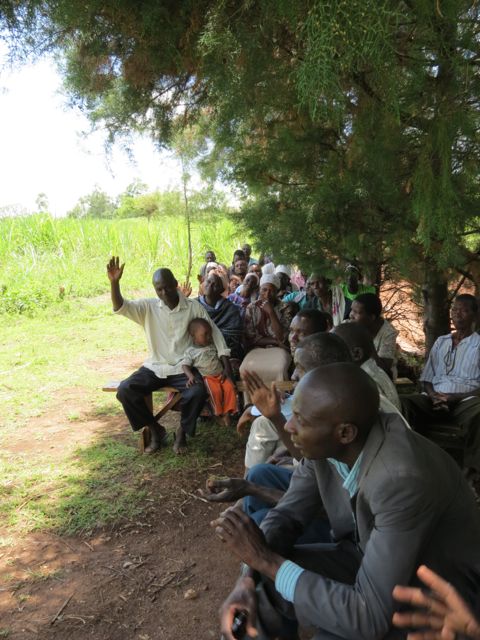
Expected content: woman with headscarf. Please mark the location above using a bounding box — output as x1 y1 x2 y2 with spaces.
239 273 294 393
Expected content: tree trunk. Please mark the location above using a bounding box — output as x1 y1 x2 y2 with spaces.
422 264 450 354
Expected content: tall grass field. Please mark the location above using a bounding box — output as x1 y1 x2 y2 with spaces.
0 213 245 314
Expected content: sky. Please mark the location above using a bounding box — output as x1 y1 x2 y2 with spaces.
0 48 186 217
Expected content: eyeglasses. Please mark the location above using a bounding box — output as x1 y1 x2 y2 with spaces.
443 345 457 375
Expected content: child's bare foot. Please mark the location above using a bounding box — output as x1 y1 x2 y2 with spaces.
217 414 231 427
173 427 187 455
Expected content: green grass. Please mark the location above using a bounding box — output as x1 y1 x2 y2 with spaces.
0 215 244 541
0 213 245 315
1 422 240 537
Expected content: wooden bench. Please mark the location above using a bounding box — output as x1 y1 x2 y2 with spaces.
103 382 182 451
103 379 296 451
396 379 467 466
423 422 466 466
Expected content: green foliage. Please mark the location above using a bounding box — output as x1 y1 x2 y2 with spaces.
67 185 117 218
4 0 480 339
0 213 243 316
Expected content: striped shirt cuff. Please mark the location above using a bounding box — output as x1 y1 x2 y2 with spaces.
275 560 305 602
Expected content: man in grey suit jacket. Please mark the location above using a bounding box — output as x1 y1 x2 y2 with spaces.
213 364 480 640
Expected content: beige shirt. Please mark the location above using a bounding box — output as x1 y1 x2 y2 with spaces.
181 344 223 377
361 358 401 411
374 319 398 377
115 291 230 378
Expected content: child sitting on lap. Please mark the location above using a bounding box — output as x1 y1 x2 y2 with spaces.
182 318 237 426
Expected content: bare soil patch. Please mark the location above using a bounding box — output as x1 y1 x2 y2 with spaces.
1 361 244 639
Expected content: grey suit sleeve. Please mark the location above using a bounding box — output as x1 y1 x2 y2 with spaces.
292 475 440 640
260 459 322 554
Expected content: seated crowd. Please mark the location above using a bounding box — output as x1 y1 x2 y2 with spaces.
107 246 480 640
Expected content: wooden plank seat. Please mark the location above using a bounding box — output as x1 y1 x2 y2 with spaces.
397 380 467 466
103 379 295 451
394 377 417 395
102 381 181 451
423 422 466 466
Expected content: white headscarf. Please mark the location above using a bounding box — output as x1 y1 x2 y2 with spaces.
260 273 281 290
275 264 291 277
262 262 275 276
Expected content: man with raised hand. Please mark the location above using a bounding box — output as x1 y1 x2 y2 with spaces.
213 364 480 640
107 256 231 455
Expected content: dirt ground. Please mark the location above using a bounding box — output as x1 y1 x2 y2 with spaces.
0 361 244 640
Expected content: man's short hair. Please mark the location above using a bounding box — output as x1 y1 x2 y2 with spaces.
334 322 374 360
295 309 329 334
354 293 382 318
297 332 352 367
455 293 478 313
152 267 177 284
233 250 246 261
188 317 211 334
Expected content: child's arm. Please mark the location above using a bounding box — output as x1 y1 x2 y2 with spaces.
182 364 197 388
220 355 233 382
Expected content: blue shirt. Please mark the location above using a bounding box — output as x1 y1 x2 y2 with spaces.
275 453 364 602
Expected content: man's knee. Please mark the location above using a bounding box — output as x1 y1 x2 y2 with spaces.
184 380 207 402
246 463 275 484
116 379 131 403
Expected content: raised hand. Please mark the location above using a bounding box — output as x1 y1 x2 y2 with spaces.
107 256 125 283
242 371 282 420
392 565 480 640
179 281 192 297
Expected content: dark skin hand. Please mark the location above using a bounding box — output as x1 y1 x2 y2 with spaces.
220 355 234 383
211 507 284 580
236 407 254 435
423 381 480 408
260 300 284 344
242 370 301 461
393 565 480 640
179 281 192 298
107 256 125 311
181 365 196 388
219 576 258 640
201 477 284 506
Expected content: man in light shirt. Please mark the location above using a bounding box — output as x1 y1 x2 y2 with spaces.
334 322 401 411
107 256 231 455
402 293 480 485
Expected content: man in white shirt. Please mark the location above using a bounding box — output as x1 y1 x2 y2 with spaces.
402 293 480 485
107 256 231 454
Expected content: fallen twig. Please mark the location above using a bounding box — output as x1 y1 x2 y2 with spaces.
50 593 74 625
180 488 209 503
16 494 43 511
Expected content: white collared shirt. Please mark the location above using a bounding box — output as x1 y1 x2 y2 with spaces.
420 332 480 394
115 290 230 378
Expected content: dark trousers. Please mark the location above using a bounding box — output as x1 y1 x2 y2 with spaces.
254 541 362 640
402 393 480 471
116 366 207 436
244 464 331 544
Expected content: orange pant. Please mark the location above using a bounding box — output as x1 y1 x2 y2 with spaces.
203 375 237 416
